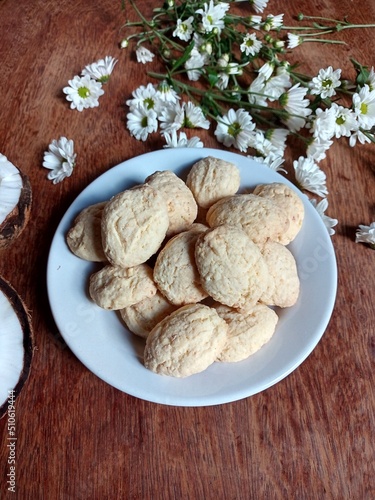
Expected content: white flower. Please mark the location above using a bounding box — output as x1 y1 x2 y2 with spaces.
309 66 342 99
281 84 312 132
63 75 104 111
258 62 274 80
248 154 287 173
155 80 180 104
263 14 284 31
265 128 289 155
216 73 230 90
240 33 262 57
248 74 268 107
126 105 158 141
184 102 210 129
352 84 375 129
248 15 262 29
81 56 117 84
287 33 302 49
355 222 375 248
264 71 292 101
214 108 256 152
159 102 185 132
310 106 336 141
310 198 338 235
306 137 333 162
192 33 212 62
163 130 204 148
365 66 375 91
195 0 229 34
330 103 358 138
126 83 158 111
293 156 328 197
43 137 76 184
173 16 194 41
185 52 206 81
248 0 269 14
349 129 372 147
226 62 243 75
135 46 155 64
248 129 279 158
217 53 230 68
120 38 129 49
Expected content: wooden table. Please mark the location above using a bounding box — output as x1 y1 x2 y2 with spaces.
1 0 374 498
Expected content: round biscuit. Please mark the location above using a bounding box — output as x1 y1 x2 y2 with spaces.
213 303 278 362
145 170 198 236
253 182 304 244
144 304 228 377
259 240 300 307
66 202 107 262
101 185 169 268
153 224 208 305
89 263 157 310
206 193 289 245
194 225 269 309
186 156 241 209
120 291 177 339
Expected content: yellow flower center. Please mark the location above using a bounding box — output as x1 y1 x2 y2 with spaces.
228 122 241 137
78 86 90 98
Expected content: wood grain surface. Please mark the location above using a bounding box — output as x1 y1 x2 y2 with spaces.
0 0 374 498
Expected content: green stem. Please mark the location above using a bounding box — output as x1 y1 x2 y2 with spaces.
300 37 347 45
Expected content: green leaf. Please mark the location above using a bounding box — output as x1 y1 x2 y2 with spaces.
351 58 370 86
170 40 195 73
206 69 219 88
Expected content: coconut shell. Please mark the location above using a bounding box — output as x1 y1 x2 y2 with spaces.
0 276 33 419
0 170 32 249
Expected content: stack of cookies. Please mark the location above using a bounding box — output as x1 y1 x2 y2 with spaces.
67 156 304 378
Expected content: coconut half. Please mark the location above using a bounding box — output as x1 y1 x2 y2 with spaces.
0 276 33 419
0 153 32 248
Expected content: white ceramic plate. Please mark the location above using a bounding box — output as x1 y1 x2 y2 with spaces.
47 148 337 406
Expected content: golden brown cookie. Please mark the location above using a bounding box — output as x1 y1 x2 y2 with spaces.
145 170 198 237
101 185 169 268
194 224 269 308
213 303 278 362
67 201 107 262
89 263 157 310
206 193 289 245
259 240 300 307
153 224 208 305
120 291 177 339
252 182 304 244
144 303 228 377
186 156 241 209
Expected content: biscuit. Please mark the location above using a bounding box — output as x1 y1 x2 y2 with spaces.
120 291 177 339
153 224 208 305
194 225 269 308
144 303 228 377
101 185 169 268
186 156 241 209
206 193 289 245
145 170 198 236
259 240 300 307
89 263 157 310
66 202 107 261
213 303 278 362
253 182 304 244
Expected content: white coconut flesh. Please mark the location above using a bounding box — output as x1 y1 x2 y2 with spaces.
0 154 22 225
0 153 32 249
0 278 33 418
